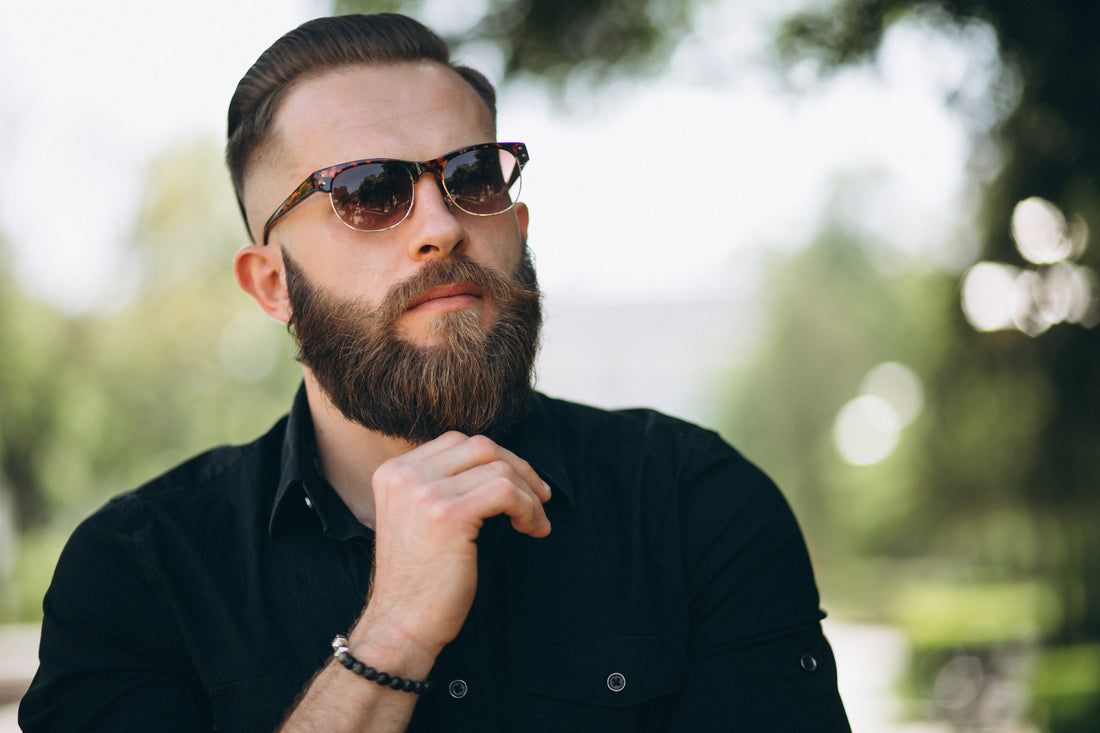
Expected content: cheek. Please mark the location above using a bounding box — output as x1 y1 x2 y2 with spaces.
469 217 525 271
289 229 400 300
298 251 394 308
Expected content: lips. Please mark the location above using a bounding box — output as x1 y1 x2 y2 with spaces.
406 282 484 310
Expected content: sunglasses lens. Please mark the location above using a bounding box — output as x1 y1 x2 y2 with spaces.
443 147 522 216
331 162 413 231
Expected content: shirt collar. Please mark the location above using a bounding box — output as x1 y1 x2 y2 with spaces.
269 386 575 537
498 393 576 508
269 383 373 540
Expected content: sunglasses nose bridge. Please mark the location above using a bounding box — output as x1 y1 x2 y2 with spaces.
404 165 459 221
410 159 457 208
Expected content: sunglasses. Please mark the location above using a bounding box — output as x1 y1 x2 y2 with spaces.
262 142 529 245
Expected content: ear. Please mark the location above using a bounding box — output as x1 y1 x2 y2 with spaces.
234 245 291 323
514 202 529 242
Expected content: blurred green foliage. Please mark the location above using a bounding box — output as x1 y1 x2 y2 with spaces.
0 139 301 620
1032 644 1100 731
763 2 1100 731
719 194 959 593
334 0 700 87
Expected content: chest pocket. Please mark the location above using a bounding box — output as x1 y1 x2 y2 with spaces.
524 636 685 732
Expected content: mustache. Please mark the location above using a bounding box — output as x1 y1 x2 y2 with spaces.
374 254 541 326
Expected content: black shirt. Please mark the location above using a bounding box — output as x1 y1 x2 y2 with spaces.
20 386 851 732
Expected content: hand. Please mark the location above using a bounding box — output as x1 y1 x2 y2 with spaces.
352 432 552 660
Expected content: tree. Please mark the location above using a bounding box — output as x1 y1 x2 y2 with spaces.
1 139 302 621
719 180 958 587
334 0 702 86
774 3 1100 731
0 237 74 531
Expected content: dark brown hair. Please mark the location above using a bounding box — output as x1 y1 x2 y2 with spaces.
226 13 497 238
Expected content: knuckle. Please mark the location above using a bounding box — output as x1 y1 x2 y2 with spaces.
482 476 517 504
424 497 454 525
493 475 533 506
371 467 395 492
388 464 421 488
478 474 506 496
466 434 498 459
486 459 512 480
408 480 437 504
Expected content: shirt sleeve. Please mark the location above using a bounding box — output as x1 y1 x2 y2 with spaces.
659 429 851 732
19 497 214 732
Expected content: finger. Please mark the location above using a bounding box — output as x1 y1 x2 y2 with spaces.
450 476 552 538
400 435 548 499
388 431 469 467
428 458 540 504
458 437 550 504
374 432 473 492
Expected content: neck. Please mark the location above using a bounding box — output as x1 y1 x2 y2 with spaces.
302 369 415 529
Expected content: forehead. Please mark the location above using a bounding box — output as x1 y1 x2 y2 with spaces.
274 61 495 171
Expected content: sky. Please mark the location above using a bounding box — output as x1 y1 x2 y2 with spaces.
0 0 982 315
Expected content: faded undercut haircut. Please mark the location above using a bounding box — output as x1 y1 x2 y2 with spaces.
225 13 498 240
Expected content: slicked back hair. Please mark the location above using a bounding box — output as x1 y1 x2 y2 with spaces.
226 13 497 240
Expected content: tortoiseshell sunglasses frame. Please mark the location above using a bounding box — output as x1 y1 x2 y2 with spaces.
261 142 529 245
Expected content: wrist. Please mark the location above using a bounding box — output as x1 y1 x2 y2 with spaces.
331 635 432 694
345 613 441 681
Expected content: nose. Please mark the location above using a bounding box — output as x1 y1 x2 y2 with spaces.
404 172 465 261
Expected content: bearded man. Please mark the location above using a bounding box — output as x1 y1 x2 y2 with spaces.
21 13 851 733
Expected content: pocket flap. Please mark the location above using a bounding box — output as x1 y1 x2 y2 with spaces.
526 636 685 708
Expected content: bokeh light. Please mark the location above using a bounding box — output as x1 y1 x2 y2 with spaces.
834 394 902 466
962 197 1099 335
861 361 924 427
961 261 1020 331
1010 196 1086 265
835 362 924 466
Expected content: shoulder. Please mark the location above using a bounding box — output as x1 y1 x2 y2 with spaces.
524 395 823 639
533 392 730 453
531 392 758 485
531 392 797 542
69 414 288 552
523 393 793 543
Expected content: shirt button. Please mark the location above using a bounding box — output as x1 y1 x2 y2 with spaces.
606 672 626 692
448 679 468 699
304 496 313 509
801 654 818 672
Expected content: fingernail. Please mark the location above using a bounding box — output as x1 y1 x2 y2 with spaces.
543 481 552 499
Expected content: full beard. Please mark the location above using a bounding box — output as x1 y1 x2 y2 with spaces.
284 249 542 445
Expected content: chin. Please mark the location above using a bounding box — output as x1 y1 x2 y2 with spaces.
407 307 491 347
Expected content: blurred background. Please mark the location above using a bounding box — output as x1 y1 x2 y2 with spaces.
1 0 1097 730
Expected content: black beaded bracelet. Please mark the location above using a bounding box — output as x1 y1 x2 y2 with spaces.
330 635 432 695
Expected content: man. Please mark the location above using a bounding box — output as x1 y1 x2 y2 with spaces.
21 13 851 732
